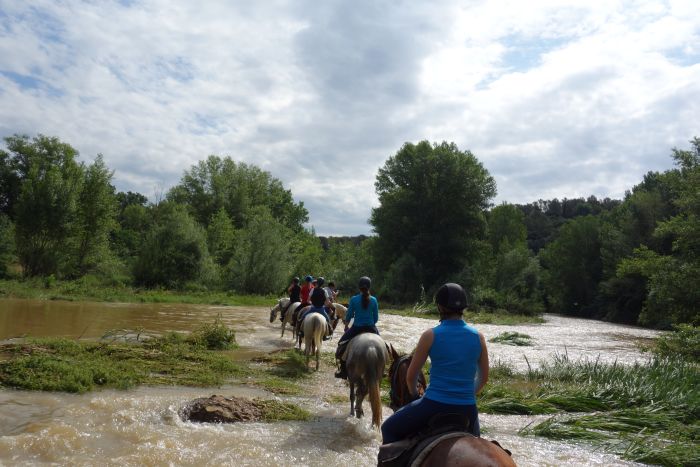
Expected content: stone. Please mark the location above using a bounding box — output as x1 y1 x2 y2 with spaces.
180 395 263 423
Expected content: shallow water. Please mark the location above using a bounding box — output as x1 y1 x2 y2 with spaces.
0 298 659 466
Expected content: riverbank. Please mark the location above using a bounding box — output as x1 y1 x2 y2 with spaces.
0 279 544 325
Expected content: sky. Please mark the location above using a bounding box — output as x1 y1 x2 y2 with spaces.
1 0 698 236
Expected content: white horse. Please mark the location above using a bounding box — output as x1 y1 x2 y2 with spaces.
268 298 300 338
345 333 388 428
302 312 326 371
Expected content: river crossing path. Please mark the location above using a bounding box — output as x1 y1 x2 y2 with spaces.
0 299 660 466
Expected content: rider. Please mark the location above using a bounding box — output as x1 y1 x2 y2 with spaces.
292 275 314 326
281 277 301 322
380 283 489 444
299 276 333 339
334 276 379 379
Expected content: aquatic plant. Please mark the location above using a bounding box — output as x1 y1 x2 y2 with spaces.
489 331 533 346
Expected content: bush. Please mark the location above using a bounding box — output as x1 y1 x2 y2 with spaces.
652 324 700 361
189 317 237 350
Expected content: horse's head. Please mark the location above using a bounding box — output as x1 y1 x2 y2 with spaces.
387 347 427 412
269 301 281 323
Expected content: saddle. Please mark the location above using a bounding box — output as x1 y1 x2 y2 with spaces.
377 413 471 467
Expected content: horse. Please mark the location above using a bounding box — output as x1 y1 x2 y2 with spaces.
268 298 300 338
345 333 388 428
384 350 516 467
302 312 326 370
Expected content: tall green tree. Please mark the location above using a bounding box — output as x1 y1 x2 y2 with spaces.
488 203 527 255
4 135 84 276
226 209 291 294
617 138 700 326
167 155 308 231
133 203 215 288
0 213 14 277
73 155 117 275
370 141 496 301
540 216 603 316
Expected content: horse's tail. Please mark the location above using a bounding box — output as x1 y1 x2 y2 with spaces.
365 345 385 428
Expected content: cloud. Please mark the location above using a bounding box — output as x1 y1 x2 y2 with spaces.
0 0 698 235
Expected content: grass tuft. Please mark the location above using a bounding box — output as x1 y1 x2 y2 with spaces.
489 331 533 346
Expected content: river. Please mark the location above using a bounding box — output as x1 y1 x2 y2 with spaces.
0 298 660 466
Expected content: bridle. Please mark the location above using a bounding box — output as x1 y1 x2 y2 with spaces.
388 354 427 412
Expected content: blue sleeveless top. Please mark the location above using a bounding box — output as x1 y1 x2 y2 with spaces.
424 320 481 405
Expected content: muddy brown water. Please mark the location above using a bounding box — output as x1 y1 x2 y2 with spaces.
0 298 660 466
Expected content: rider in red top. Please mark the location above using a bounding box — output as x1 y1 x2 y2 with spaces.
293 275 314 326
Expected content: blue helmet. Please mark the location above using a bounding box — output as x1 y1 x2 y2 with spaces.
304 275 313 282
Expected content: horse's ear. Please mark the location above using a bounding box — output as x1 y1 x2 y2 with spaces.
387 343 400 360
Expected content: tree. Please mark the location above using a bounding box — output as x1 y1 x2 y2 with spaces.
207 208 237 267
73 155 117 275
167 155 308 232
133 203 215 288
617 138 700 327
226 209 291 294
370 141 496 301
0 213 14 277
6 135 84 276
488 203 527 255
540 216 603 316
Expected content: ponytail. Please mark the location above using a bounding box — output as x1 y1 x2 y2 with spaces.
361 288 370 309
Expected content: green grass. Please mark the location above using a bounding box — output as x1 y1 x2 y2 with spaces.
486 354 699 466
0 334 248 393
489 331 534 346
382 307 545 325
0 278 275 306
254 399 312 421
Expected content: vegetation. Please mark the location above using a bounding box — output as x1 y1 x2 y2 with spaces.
0 334 246 392
488 331 533 346
255 399 311 422
480 353 699 466
1 133 698 330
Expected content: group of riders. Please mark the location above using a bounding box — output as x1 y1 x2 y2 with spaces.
277 275 490 449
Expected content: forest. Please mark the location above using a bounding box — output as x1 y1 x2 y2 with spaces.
0 134 698 329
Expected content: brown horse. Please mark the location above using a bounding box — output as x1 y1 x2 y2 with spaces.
385 348 516 467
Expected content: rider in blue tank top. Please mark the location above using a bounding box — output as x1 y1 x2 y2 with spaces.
381 283 490 444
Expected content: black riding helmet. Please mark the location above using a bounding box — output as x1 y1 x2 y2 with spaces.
317 277 325 287
292 277 300 284
358 276 371 289
434 283 468 313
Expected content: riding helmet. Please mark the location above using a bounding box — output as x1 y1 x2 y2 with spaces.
305 275 313 282
292 277 300 284
358 276 371 289
317 277 325 287
434 283 468 312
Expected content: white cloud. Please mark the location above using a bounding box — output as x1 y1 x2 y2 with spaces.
0 0 698 235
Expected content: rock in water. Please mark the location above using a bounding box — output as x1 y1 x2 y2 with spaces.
180 395 263 423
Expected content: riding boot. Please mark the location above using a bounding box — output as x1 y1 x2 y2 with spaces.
334 360 347 379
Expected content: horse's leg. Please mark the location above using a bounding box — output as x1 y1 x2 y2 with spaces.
280 321 286 337
355 381 366 419
349 381 356 417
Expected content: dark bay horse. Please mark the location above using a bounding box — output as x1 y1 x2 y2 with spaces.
385 348 516 467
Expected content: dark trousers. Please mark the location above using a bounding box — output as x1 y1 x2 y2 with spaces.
381 397 480 444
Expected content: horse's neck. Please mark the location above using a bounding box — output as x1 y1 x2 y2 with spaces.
280 298 290 306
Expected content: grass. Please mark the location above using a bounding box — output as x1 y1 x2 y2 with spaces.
484 353 699 466
0 334 247 393
254 399 312 422
489 331 533 346
0 278 275 306
382 306 545 325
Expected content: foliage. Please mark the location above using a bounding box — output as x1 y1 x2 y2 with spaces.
254 399 311 422
189 316 237 350
226 210 291 294
540 215 602 315
73 155 118 276
370 141 496 302
488 331 533 346
0 213 15 277
650 324 700 361
133 203 216 288
0 335 247 393
167 155 308 232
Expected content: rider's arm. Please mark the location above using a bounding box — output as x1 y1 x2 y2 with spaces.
406 329 433 398
475 332 489 394
344 298 355 324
